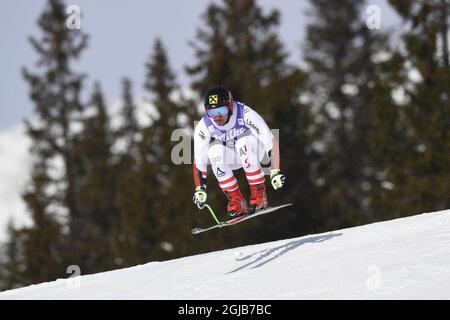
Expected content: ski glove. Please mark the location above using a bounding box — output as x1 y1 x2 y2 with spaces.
193 186 207 209
270 169 286 190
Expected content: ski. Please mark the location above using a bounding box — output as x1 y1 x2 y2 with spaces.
191 203 293 235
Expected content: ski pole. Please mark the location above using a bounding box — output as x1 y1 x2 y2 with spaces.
203 204 220 224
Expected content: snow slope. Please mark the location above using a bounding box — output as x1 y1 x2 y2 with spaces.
1 209 450 300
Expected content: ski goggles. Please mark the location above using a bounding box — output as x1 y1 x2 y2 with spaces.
206 106 229 118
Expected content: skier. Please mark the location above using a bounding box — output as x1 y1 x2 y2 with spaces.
192 86 286 218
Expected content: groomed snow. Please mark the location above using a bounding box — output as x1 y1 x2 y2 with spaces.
1 209 449 299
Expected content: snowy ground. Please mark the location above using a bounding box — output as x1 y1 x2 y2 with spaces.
1 209 449 300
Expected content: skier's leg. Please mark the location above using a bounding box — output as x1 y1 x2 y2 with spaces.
234 133 266 185
235 134 268 211
207 142 248 217
207 142 239 192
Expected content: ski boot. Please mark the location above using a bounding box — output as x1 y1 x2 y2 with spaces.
226 188 248 219
249 183 268 214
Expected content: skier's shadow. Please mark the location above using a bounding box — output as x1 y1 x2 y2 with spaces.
226 232 342 274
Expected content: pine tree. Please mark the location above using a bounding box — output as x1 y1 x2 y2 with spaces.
375 0 450 215
0 225 35 290
186 0 288 119
79 83 117 233
110 39 196 265
112 78 151 266
66 83 118 273
3 0 88 287
23 0 88 226
142 38 197 259
304 0 396 229
117 78 140 159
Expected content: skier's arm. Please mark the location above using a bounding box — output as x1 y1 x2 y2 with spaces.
193 120 211 209
269 137 286 189
244 106 286 190
243 106 274 154
193 160 207 190
193 160 208 209
271 137 280 171
193 120 210 188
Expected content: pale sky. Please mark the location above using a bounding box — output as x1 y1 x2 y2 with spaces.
0 0 401 129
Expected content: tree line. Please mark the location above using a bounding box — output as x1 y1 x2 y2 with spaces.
1 0 449 290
